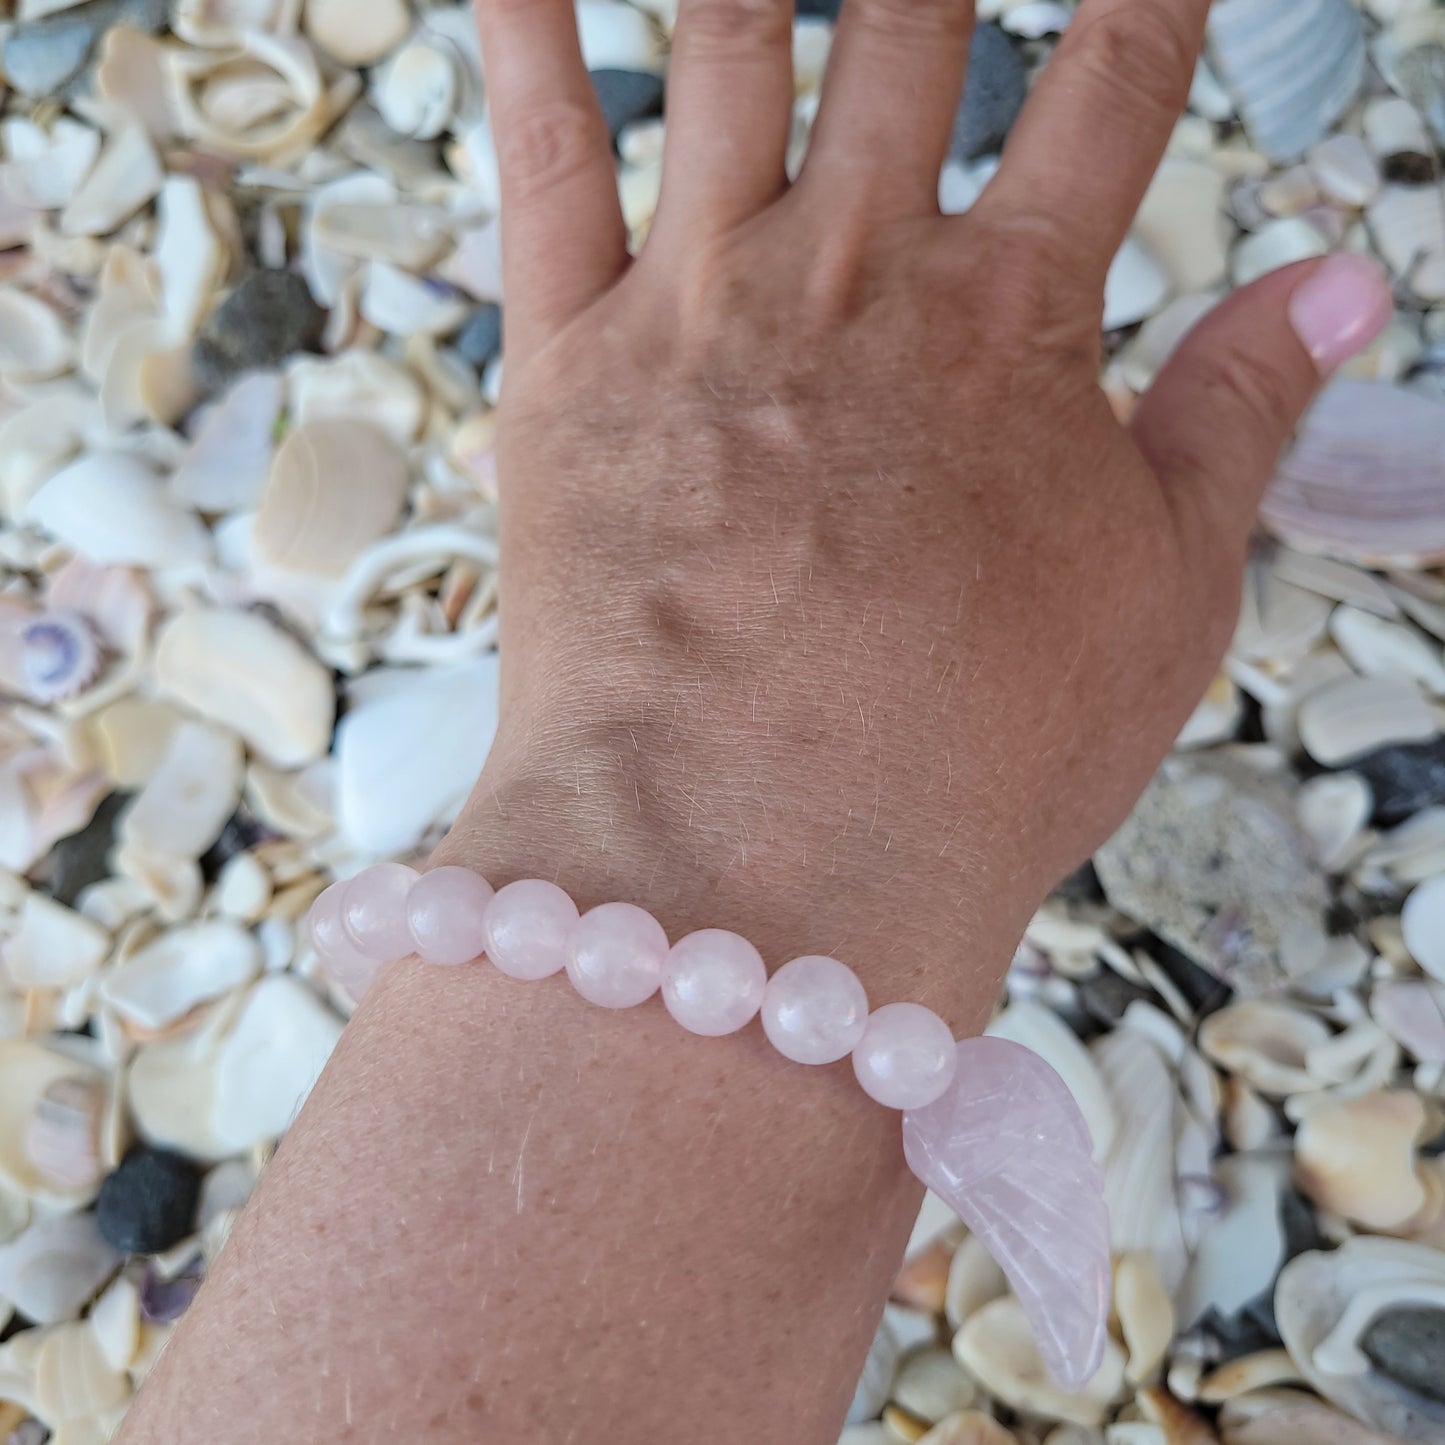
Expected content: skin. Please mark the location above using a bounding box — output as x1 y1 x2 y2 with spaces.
120 0 1378 1438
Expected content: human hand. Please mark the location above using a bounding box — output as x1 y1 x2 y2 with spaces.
445 0 1392 1025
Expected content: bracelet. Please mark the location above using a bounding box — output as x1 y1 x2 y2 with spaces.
306 862 1111 1392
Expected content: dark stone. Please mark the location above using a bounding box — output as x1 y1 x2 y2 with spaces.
191 270 326 393
950 24 1028 162
795 0 842 15
1355 738 1445 827
139 1257 204 1323
1148 938 1234 1019
1077 969 1153 1032
1362 1308 1445 1404
1053 861 1106 905
199 810 272 883
48 792 130 908
3 0 165 98
1278 1189 1328 1262
1382 152 1439 187
590 69 665 144
455 304 504 369
1200 1301 1281 1357
96 1149 202 1255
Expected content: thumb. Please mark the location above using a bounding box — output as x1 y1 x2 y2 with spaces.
1130 252 1394 546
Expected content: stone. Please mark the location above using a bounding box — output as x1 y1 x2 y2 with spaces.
191 271 326 393
760 955 869 1065
308 880 385 1002
48 791 129 907
795 0 842 15
590 69 665 143
341 862 420 962
949 25 1027 162
407 866 495 967
903 1036 1110 1392
96 1148 201 1255
661 929 768 1037
852 1003 958 1110
482 878 578 982
1355 738 1445 826
1361 1307 1445 1404
455 303 503 369
3 17 95 98
566 901 669 1009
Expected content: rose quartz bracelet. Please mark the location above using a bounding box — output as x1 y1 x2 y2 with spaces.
306 862 1112 1390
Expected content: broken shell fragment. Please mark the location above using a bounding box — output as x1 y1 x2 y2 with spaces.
1294 1090 1429 1230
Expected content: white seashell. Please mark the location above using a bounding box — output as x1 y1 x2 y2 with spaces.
301 172 394 308
1371 979 1445 1064
1231 218 1328 287
254 419 409 577
153 608 335 768
1274 552 1401 618
1307 135 1382 209
80 245 158 384
359 261 469 337
575 0 662 71
1103 239 1172 330
3 894 111 990
153 177 228 339
335 654 498 856
98 317 197 432
893 1346 976 1425
0 291 73 382
847 1316 898 1424
944 1232 1008 1329
1276 1237 1445 1442
1296 774 1372 872
1363 96 1433 160
90 1274 140 1375
1329 607 1445 695
304 0 409 65
1115 1252 1173 1386
34 1319 131 1421
172 373 283 513
1294 1090 1428 1230
1206 0 1365 161
24 1077 108 1194
1367 186 1445 302
1132 159 1233 293
245 758 334 840
287 351 425 444
839 1428 893 1445
215 852 272 923
373 38 459 141
172 0 297 46
1362 809 1445 885
1221 1397 1422 1445
1178 1154 1288 1328
26 454 210 569
1200 1000 1332 1096
100 920 261 1030
1373 9 1445 145
1402 875 1445 983
1297 676 1437 766
310 196 452 271
954 1296 1125 1428
0 116 99 213
1176 673 1243 751
1234 562 1334 667
435 218 504 303
0 1042 109 1206
0 1214 119 1326
58 125 163 239
119 721 243 861
95 26 179 144
1198 1352 1302 1404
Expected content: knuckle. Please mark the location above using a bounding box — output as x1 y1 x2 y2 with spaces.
849 0 971 45
496 99 604 198
1067 2 1196 123
677 0 792 60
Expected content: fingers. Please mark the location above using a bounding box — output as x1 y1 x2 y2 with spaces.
977 0 1207 282
800 0 974 214
649 0 795 247
474 0 627 360
1131 255 1394 546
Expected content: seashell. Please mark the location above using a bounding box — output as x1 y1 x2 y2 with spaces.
1329 608 1445 695
90 1274 140 1373
287 350 425 444
1367 186 1445 303
1206 0 1365 162
1200 1000 1332 1096
129 974 341 1161
245 758 333 841
153 608 335 769
1296 774 1372 872
1178 1154 1288 1328
894 1236 955 1315
1275 552 1402 618
1295 1090 1429 1231
100 920 261 1030
3 893 111 990
215 852 272 923
26 454 210 570
954 1296 1125 1428
1365 810 1445 886
1115 1252 1174 1385
359 261 469 337
1221 1397 1421 1445
1230 218 1329 287
118 721 242 861
1234 558 1334 667
0 612 101 706
0 1040 111 1207
1199 1352 1303 1405
1364 96 1433 161
1276 1237 1445 1442
1402 873 1445 983
372 37 459 141
1371 979 1445 1065
1373 10 1445 146
575 0 663 72
0 116 101 211
254 420 408 577
1104 239 1171 331
917 1414 1018 1445
848 1315 898 1424
892 1346 976 1425
58 125 163 239
304 0 408 66
0 291 73 382
153 177 229 340
171 372 283 513
1298 678 1437 768
95 27 179 143
1118 293 1221 395
23 1076 107 1195
1307 135 1381 209
172 0 300 46
0 1214 120 1328
335 654 498 856
309 196 452 272
944 1231 1008 1329
34 1320 130 1422
301 172 394 308
114 844 204 925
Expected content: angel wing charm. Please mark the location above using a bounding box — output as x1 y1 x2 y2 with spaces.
901 1035 1111 1390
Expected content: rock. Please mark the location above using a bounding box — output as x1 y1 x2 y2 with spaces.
191 271 326 393
795 0 842 15
950 25 1027 162
3 16 95 97
591 69 665 143
96 1148 201 1255
1361 1308 1445 1404
48 791 129 907
455 303 503 369
1355 738 1445 826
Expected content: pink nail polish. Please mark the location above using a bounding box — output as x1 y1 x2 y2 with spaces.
1288 252 1394 373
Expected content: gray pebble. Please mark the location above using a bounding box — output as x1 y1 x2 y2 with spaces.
49 792 129 908
191 270 326 393
3 0 167 98
1355 738 1445 827
1362 1307 1445 1404
950 24 1028 162
590 70 665 144
455 304 503 369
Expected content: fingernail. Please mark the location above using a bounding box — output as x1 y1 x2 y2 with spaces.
1288 252 1394 373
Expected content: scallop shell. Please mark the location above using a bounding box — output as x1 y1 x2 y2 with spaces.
1206 0 1365 161
1297 677 1437 767
254 419 409 577
0 1214 120 1327
1262 382 1445 569
34 1320 131 1423
1276 1237 1445 1442
0 1042 111 1208
100 920 262 1030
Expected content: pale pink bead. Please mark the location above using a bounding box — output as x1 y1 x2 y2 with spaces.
566 902 669 1009
852 1002 957 1110
759 955 868 1065
482 878 578 981
308 881 385 1001
407 866 495 966
662 929 768 1036
342 862 420 961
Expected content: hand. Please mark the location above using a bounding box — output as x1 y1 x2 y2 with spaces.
446 0 1391 1025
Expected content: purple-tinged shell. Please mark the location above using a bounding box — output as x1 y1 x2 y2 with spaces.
139 1256 204 1324
0 609 101 704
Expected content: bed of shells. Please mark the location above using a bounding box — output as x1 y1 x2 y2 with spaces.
0 0 1441 1439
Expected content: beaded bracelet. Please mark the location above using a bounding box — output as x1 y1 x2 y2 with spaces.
307 862 1111 1392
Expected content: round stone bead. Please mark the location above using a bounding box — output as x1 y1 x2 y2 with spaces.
662 929 768 1036
566 901 669 1009
760 955 868 1065
482 878 578 981
341 862 420 961
852 1002 957 1110
407 866 494 966
308 881 385 1002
